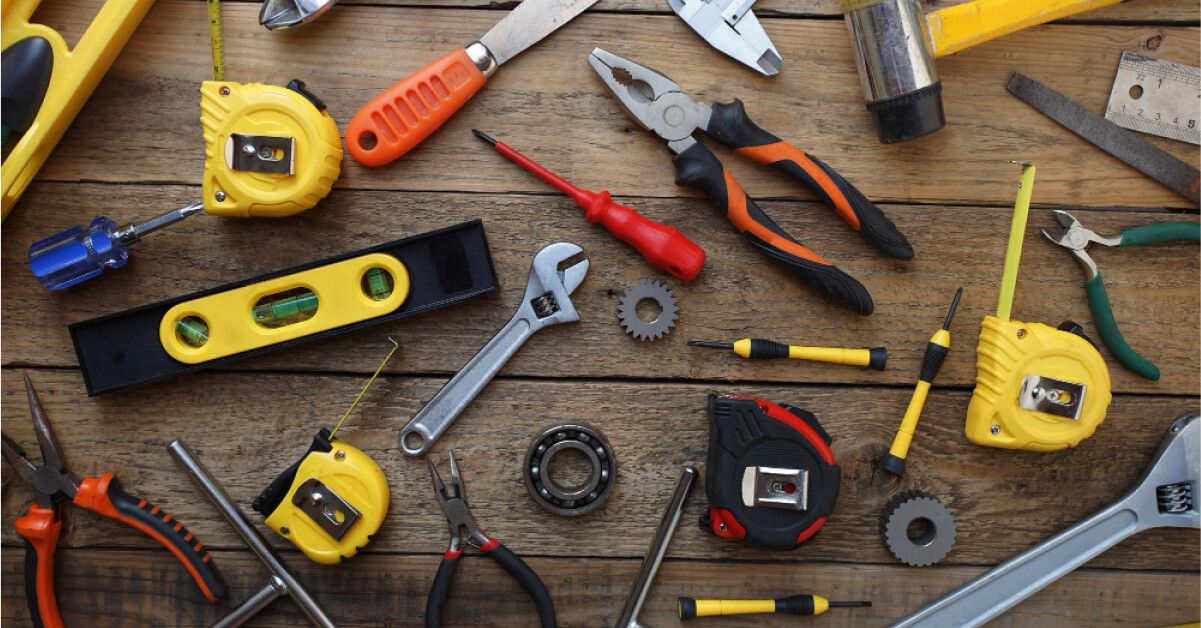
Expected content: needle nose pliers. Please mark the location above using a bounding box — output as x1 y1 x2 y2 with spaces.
588 47 913 315
426 451 556 628
1 374 226 628
1042 210 1200 380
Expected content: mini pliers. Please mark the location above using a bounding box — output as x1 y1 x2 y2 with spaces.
1 374 226 628
588 48 913 315
1042 210 1200 381
426 451 556 628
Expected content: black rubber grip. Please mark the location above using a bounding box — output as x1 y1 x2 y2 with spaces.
678 597 698 620
775 594 817 616
23 539 43 628
485 542 557 628
918 343 949 383
747 338 790 359
704 99 913 260
868 347 888 371
673 141 874 315
425 554 460 628
104 477 227 601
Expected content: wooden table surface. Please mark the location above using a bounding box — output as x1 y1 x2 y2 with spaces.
3 0 1199 625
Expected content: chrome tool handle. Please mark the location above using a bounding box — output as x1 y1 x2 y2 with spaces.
893 495 1143 627
400 307 537 456
618 466 697 628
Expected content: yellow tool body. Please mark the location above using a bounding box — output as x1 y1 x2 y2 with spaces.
159 253 409 363
689 338 887 371
1 0 154 219
678 594 870 620
966 316 1111 450
201 80 342 217
692 599 777 617
924 0 1123 57
965 163 1111 451
262 437 389 564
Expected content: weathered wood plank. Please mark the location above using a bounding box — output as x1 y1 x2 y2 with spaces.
23 1 1199 208
2 369 1197 570
2 548 1198 627
4 183 1197 393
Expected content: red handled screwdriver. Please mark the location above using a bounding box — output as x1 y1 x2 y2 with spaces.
473 129 706 281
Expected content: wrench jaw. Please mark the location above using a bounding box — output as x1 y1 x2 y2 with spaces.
523 243 589 331
1134 414 1200 530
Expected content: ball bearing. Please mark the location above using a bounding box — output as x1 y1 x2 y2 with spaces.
523 423 616 516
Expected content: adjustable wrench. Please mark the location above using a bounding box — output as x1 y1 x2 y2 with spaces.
399 243 589 457
893 413 1199 627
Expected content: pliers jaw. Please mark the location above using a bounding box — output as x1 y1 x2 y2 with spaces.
587 48 711 153
1041 210 1119 280
1 374 78 508
428 451 490 553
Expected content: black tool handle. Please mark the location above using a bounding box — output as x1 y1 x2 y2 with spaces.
425 552 461 628
674 141 874 315
484 541 557 628
704 99 913 260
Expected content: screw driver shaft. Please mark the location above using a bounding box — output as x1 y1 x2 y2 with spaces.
689 338 886 370
474 129 705 281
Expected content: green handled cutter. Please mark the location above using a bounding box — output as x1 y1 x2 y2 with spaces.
1043 210 1200 380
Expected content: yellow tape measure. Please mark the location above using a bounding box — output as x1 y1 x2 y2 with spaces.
207 0 225 81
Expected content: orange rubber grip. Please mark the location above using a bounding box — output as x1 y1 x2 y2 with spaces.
722 170 828 264
347 47 488 166
74 473 225 602
735 143 858 228
16 505 63 628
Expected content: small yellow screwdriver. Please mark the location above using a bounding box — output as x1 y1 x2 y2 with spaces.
880 287 963 477
689 338 886 370
678 594 871 620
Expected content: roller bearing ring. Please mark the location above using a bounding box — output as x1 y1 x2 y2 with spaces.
523 423 616 516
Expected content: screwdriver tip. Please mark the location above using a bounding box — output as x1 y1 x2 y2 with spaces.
472 129 497 146
942 287 964 330
688 339 733 350
829 601 872 608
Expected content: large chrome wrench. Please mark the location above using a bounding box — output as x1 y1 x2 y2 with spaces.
893 414 1199 627
399 243 589 456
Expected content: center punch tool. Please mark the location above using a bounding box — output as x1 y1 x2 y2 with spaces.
589 48 912 315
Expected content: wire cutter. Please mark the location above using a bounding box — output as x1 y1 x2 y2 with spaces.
588 47 913 316
1 374 226 627
426 451 556 628
1042 210 1200 381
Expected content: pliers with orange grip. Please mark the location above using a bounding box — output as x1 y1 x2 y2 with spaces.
588 48 913 315
1 374 225 628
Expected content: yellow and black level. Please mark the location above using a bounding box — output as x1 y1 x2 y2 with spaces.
71 221 497 395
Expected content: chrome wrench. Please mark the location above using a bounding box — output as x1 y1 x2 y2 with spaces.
399 242 589 457
893 413 1199 627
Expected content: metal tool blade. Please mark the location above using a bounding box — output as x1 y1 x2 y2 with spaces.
667 0 781 75
479 0 599 67
1105 51 1200 145
259 0 338 29
1006 73 1200 205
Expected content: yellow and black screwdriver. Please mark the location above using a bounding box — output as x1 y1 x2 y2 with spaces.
689 338 886 371
678 594 871 620
880 287 963 477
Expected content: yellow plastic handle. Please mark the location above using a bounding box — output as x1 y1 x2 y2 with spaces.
926 0 1123 57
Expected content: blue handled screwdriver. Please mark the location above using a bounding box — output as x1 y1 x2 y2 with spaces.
28 203 203 290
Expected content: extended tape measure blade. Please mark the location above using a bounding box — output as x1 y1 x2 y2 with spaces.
207 0 225 81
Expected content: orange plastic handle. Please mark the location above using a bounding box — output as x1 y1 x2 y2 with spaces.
347 47 487 166
15 505 63 628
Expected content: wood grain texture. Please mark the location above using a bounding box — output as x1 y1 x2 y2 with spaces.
2 549 1198 627
22 1 1200 208
4 182 1197 393
2 369 1197 570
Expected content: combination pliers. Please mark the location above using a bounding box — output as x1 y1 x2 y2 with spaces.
426 451 556 628
1 374 225 627
588 48 913 315
1042 210 1200 381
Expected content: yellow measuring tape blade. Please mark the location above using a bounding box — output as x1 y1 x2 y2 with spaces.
996 163 1036 321
207 0 225 81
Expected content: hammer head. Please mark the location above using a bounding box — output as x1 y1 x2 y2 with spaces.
844 0 944 143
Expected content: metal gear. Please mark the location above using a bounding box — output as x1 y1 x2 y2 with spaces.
617 279 678 341
881 490 955 567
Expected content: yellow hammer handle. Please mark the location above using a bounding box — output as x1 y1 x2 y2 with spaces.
926 0 1123 57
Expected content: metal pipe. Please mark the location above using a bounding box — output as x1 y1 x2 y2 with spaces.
167 439 336 628
214 576 288 628
617 465 698 628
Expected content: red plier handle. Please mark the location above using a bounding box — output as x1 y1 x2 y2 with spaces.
73 473 226 603
425 538 556 628
15 504 63 628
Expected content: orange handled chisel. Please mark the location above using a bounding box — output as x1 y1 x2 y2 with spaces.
473 129 705 281
346 0 598 167
2 375 225 627
588 48 913 315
